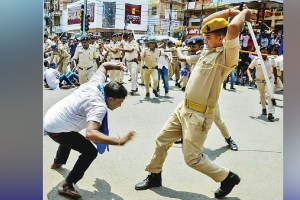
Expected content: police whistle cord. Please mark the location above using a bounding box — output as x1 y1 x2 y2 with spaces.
247 22 274 99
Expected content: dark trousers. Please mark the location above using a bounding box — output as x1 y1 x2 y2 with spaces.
48 132 98 184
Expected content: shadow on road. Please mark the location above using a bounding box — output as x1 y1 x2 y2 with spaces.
249 115 280 123
138 97 174 104
204 146 229 161
151 186 240 200
47 178 124 200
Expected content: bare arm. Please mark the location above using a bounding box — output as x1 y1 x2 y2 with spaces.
86 121 135 145
226 9 252 40
99 61 127 75
176 47 187 62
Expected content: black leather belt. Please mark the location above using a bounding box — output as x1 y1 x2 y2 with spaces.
112 57 122 60
79 66 93 70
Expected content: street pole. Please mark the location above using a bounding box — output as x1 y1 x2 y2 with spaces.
168 0 173 36
50 0 54 35
200 0 204 29
82 0 87 36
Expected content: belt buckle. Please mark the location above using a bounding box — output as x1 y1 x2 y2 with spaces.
204 106 210 115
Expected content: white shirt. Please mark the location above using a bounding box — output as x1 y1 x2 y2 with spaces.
276 55 283 71
43 68 60 90
124 40 139 60
249 57 275 80
44 70 107 133
157 48 170 69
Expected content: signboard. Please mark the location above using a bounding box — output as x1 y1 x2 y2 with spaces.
195 0 211 9
148 15 160 25
165 9 177 20
161 19 169 30
67 3 95 25
125 3 142 24
186 26 200 36
102 2 116 28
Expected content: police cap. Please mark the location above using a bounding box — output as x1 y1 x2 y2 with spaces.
80 35 90 41
201 18 228 34
187 36 204 45
112 33 118 37
50 44 58 49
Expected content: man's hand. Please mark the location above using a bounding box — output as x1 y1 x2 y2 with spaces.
119 130 136 145
116 62 127 72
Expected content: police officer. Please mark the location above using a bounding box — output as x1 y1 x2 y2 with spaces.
118 33 139 95
247 47 278 122
72 35 99 85
50 44 69 74
138 38 149 86
107 34 122 83
140 37 161 97
135 6 251 198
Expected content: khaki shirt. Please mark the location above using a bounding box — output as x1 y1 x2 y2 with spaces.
108 41 122 59
186 51 202 71
249 56 275 80
141 48 161 68
185 36 240 108
124 40 139 60
73 46 98 68
50 47 69 63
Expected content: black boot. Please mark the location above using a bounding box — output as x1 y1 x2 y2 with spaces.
215 171 240 198
174 138 183 144
262 108 267 115
268 113 275 122
146 93 150 97
271 98 277 106
153 89 159 97
225 137 238 151
135 172 162 190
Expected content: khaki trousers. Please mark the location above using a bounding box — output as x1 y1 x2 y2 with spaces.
57 60 68 74
145 102 229 182
78 68 95 85
168 60 180 81
178 72 190 88
213 104 230 139
256 78 275 114
139 63 145 84
128 62 138 90
110 59 121 83
143 68 158 93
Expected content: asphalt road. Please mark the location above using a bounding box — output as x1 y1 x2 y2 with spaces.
43 74 283 200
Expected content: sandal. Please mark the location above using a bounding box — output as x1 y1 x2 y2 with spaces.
58 184 81 199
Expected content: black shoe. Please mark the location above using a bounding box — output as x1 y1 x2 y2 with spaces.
135 172 162 190
146 93 150 97
230 87 236 90
175 82 181 88
215 171 240 198
271 98 277 106
128 78 132 81
181 87 186 92
174 139 183 144
268 113 275 122
262 108 267 115
223 87 226 90
139 83 145 86
153 90 159 97
225 137 238 151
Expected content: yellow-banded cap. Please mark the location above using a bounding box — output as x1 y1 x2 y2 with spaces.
201 18 228 34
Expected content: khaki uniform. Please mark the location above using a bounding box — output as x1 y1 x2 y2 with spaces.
274 55 283 92
168 47 180 81
249 56 276 114
124 40 139 91
139 45 148 84
178 51 202 88
50 46 69 74
108 41 122 82
90 43 100 70
141 48 161 93
73 45 97 84
145 37 240 182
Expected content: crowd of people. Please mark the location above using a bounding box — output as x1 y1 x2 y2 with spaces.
43 4 283 199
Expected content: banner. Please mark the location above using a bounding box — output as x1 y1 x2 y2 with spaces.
125 3 141 24
67 3 95 25
186 26 200 36
148 15 160 25
102 2 116 28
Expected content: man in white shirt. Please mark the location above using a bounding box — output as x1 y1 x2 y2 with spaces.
157 43 172 96
247 47 278 122
44 62 135 198
118 33 139 95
